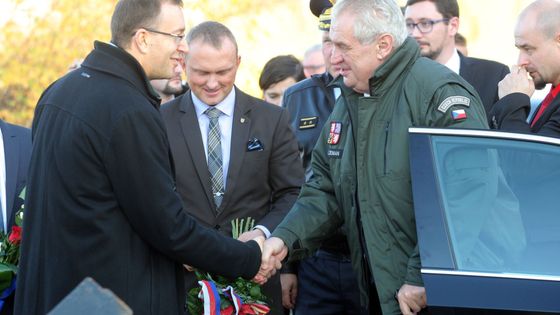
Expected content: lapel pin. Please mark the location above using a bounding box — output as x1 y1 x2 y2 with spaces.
240 118 246 123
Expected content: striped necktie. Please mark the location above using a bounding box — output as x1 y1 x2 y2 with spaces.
205 107 224 209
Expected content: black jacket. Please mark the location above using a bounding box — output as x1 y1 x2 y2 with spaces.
459 52 509 117
0 119 31 231
15 41 261 315
490 92 560 137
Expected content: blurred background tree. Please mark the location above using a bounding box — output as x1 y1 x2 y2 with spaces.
0 0 539 126
0 0 317 126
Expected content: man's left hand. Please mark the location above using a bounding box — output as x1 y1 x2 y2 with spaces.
396 283 427 315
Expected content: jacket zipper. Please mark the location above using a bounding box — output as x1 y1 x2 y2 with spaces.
383 121 390 175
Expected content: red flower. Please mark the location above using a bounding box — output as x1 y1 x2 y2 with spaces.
221 306 234 315
8 226 22 245
240 303 270 315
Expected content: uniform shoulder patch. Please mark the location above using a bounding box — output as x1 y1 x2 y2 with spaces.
299 116 318 129
437 96 471 113
327 122 342 145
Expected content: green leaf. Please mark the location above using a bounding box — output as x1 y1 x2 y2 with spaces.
249 284 262 299
0 265 14 292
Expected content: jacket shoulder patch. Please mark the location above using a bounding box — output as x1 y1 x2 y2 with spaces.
437 96 470 113
299 116 318 129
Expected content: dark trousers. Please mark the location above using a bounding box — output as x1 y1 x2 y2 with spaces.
294 250 367 315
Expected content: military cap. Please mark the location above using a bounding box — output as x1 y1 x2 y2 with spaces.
310 0 336 31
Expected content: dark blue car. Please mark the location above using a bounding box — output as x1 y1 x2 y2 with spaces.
409 128 560 314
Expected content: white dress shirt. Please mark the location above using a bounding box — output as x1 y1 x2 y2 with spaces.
192 89 236 189
444 49 461 75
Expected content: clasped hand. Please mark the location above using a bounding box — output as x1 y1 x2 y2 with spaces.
251 237 287 284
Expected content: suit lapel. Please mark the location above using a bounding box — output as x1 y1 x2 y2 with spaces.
219 88 251 213
178 95 215 208
2 121 18 229
458 53 474 82
533 94 560 131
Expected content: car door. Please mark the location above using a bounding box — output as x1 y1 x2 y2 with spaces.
409 127 560 314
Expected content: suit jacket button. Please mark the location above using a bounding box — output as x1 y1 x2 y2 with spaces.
214 225 220 230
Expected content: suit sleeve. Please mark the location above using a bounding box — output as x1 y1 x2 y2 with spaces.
257 108 305 231
103 108 261 280
490 93 560 137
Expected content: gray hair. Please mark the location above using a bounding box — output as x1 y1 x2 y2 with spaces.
304 44 322 59
332 0 408 47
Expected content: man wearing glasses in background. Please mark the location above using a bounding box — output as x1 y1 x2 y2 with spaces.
15 1 273 314
405 0 509 118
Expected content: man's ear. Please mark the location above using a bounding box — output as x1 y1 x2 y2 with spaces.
376 34 394 60
448 16 459 36
132 29 150 54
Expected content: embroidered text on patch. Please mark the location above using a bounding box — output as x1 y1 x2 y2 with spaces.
437 96 471 113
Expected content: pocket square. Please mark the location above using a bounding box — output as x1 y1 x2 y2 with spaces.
247 138 264 152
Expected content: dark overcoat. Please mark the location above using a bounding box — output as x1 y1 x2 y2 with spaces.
14 41 261 315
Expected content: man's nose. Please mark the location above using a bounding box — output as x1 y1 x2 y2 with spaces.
206 75 219 89
330 47 342 65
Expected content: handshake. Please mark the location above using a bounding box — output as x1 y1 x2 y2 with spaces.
249 236 288 285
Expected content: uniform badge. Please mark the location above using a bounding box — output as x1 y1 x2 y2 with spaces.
299 116 318 129
327 122 342 145
451 109 467 121
438 96 470 113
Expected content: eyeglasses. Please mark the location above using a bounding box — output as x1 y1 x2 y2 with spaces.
406 18 449 34
143 28 186 44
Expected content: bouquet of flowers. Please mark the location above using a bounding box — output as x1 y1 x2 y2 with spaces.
0 189 24 309
187 217 270 315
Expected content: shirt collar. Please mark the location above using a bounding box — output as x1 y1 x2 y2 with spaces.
550 84 560 99
444 49 461 75
192 88 236 118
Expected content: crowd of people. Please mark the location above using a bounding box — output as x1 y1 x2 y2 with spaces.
1 0 560 314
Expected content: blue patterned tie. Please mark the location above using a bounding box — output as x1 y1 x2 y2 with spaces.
205 107 224 209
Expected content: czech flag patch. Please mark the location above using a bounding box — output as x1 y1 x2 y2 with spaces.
451 109 467 121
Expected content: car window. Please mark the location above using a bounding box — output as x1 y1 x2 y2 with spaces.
431 136 560 276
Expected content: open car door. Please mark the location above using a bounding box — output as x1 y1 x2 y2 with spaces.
409 128 560 314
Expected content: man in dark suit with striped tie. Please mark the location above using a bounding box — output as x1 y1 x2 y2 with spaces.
161 21 304 315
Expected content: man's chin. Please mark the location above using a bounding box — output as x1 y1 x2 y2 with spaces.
534 79 547 90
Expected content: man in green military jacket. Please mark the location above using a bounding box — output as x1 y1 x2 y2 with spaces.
260 0 489 314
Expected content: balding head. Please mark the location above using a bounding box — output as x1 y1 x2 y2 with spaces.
514 0 560 88
517 0 560 39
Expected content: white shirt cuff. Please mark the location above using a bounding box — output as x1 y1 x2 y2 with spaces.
254 225 271 238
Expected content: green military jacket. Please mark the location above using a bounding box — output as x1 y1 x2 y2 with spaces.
272 38 489 314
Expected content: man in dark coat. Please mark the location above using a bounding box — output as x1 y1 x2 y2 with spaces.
489 0 560 137
14 1 271 314
405 0 509 116
0 119 31 315
161 21 304 315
